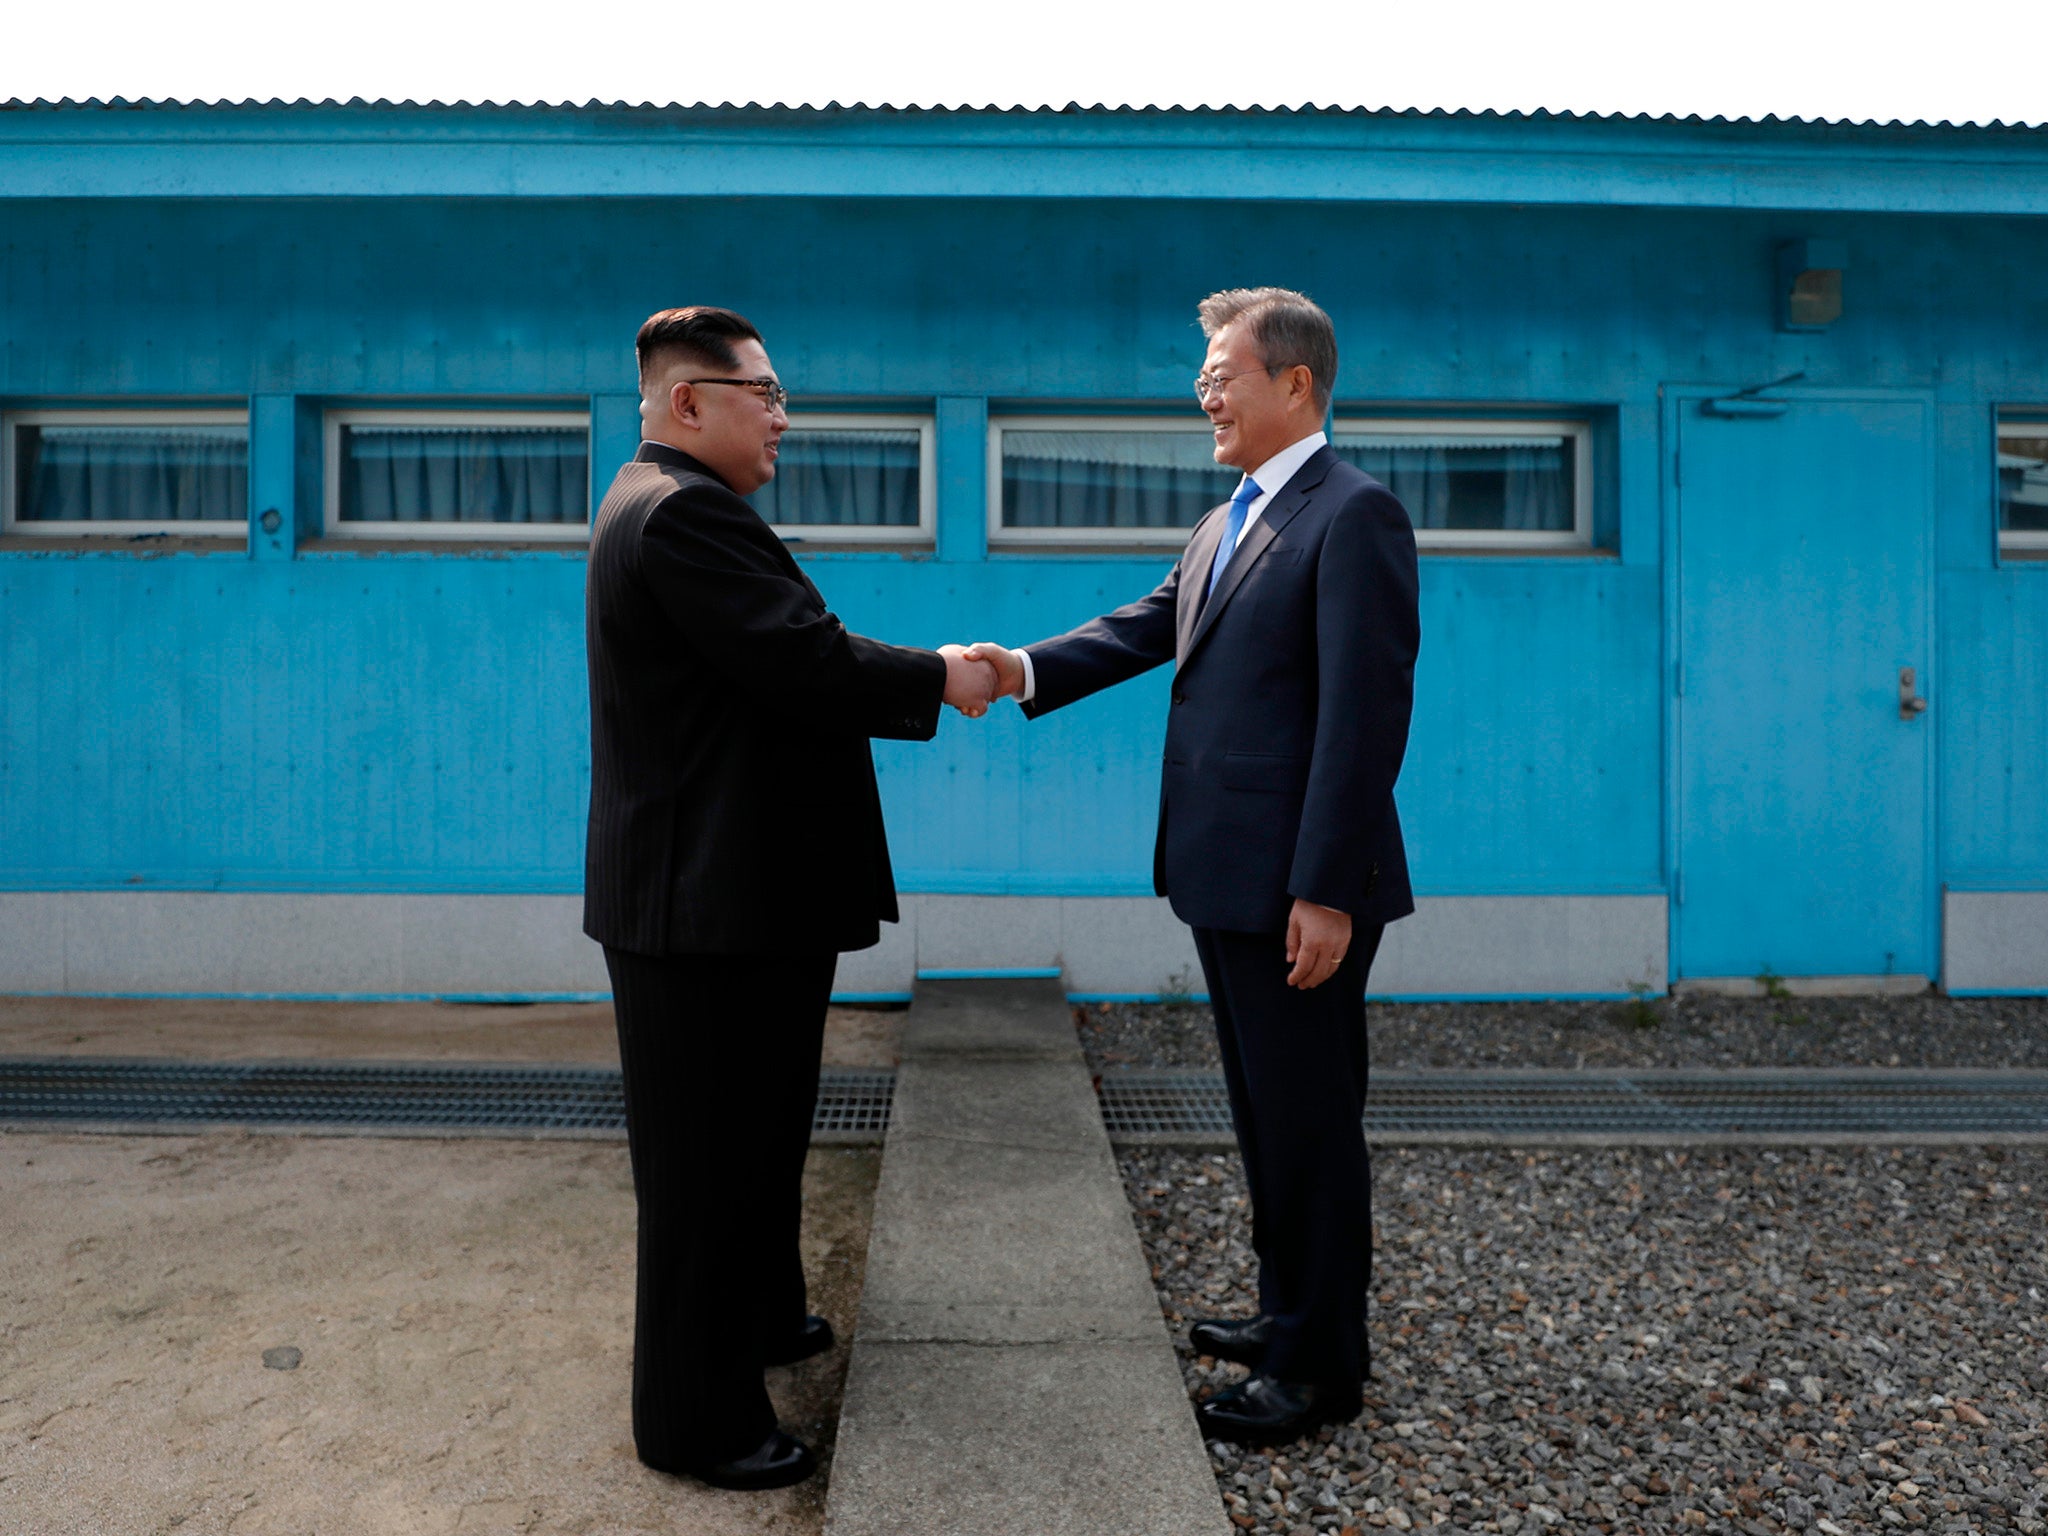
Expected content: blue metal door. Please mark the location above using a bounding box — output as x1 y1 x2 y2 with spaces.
1674 394 1933 981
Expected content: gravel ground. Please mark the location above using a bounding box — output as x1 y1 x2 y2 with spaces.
1121 1144 2048 1535
1079 995 2048 1075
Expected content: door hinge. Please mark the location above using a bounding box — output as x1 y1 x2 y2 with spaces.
1674 660 1685 697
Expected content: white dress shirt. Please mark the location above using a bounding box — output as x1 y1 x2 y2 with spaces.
1016 430 1328 703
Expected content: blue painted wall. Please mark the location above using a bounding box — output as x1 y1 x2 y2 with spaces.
2 189 2043 949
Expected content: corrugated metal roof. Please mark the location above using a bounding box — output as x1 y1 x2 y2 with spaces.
9 96 2043 215
3 97 2045 133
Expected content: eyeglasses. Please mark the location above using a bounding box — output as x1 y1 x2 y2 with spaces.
687 376 791 410
1193 367 1275 402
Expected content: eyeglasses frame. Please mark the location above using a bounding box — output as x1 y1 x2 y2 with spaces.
686 376 792 411
1192 365 1283 402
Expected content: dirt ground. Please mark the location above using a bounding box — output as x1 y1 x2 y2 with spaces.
0 996 900 1536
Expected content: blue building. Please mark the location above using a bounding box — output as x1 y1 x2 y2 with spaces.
1 99 2043 1001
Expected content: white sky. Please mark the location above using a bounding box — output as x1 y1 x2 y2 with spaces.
7 0 2047 127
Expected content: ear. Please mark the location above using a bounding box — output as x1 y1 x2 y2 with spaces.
668 379 699 429
1287 364 1317 409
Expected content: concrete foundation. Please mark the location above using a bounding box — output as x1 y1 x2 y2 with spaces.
1943 891 2048 993
0 890 1672 1000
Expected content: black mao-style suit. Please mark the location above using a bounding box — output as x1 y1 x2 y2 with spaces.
1022 442 1419 1388
584 440 946 1468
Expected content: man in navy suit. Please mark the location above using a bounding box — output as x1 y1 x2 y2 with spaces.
965 287 1419 1444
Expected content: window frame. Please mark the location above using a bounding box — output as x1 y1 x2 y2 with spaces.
1996 414 2048 555
1 407 251 537
987 414 1234 548
322 407 593 542
761 411 936 546
1329 415 1595 551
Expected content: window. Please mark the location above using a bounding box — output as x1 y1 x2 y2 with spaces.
3 410 248 534
990 417 1236 545
750 414 934 543
324 410 589 539
1330 418 1592 549
1999 417 2048 552
988 414 1595 550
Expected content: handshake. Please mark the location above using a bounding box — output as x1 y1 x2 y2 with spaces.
937 643 1024 719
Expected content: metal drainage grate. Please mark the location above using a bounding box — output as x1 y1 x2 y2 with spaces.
810 1069 898 1139
1099 1069 2048 1145
0 1058 894 1141
1097 1071 1238 1136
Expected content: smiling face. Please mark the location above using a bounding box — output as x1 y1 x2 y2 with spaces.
1199 320 1321 473
641 337 788 494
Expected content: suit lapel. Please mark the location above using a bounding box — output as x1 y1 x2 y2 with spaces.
1176 509 1227 663
1182 448 1334 664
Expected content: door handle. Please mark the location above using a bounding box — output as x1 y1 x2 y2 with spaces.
1899 666 1928 719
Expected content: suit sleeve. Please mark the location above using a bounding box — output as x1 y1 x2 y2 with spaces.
1290 486 1420 913
637 484 946 741
1017 561 1183 719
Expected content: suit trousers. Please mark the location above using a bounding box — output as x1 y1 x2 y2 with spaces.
1191 921 1385 1388
603 945 837 1467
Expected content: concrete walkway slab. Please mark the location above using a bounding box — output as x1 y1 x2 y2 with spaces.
825 979 1225 1536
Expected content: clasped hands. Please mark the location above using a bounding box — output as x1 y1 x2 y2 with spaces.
935 642 1026 719
935 639 1350 990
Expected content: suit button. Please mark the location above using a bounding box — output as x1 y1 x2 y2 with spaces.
1172 691 1186 705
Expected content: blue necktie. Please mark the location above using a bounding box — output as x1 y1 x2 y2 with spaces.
1207 476 1262 600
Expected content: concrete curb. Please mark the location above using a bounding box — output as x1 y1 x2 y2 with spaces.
824 978 1227 1536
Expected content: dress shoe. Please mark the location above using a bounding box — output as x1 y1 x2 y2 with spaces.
1189 1314 1273 1367
674 1429 817 1490
762 1314 835 1367
1196 1374 1363 1446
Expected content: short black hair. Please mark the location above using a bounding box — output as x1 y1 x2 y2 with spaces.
636 306 763 387
1197 288 1337 413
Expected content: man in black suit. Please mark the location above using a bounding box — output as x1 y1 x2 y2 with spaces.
585 306 995 1489
965 288 1419 1445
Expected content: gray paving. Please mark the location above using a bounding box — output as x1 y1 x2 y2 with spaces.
825 978 1227 1536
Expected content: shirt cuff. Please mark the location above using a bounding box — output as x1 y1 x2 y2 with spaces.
1017 647 1037 704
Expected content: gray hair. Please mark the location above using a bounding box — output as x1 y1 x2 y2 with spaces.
1197 287 1337 413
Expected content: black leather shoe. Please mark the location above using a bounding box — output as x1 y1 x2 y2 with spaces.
675 1429 817 1490
1195 1374 1363 1446
1189 1314 1273 1367
762 1314 835 1367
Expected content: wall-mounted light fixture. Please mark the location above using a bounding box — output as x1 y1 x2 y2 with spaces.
1777 239 1847 331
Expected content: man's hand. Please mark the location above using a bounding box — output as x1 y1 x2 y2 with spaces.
1285 898 1353 989
961 642 1026 700
938 644 998 717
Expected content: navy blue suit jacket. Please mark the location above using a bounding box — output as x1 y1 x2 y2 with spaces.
1021 444 1420 933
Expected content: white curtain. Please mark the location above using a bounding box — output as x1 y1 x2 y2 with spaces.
17 425 246 523
752 429 921 527
341 426 587 525
1002 431 1236 530
1332 435 1572 532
